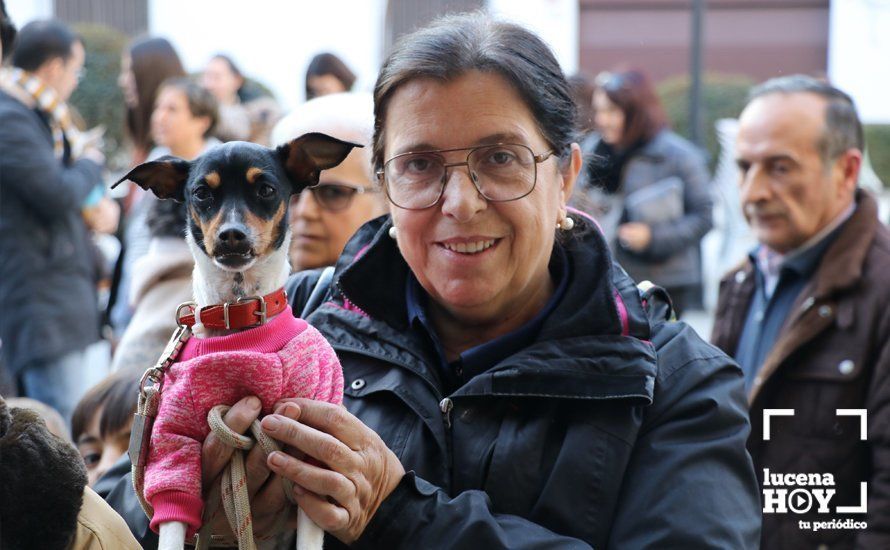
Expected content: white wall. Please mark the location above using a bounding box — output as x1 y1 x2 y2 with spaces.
487 0 579 75
149 0 387 111
5 0 53 29
150 0 578 111
6 0 578 112
829 0 890 124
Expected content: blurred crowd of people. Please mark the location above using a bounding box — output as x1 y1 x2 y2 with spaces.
0 16 366 409
1 2 888 549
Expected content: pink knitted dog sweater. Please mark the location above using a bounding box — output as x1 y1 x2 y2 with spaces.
144 308 343 536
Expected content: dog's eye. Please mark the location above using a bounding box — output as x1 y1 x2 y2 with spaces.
193 186 213 202
257 184 276 199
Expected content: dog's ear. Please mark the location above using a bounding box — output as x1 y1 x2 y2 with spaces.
112 156 191 202
276 132 361 193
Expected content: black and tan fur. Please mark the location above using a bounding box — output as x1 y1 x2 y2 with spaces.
115 134 358 321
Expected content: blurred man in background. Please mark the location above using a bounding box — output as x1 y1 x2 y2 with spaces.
0 19 110 424
712 75 890 549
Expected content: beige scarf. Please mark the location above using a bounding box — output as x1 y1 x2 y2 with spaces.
0 67 93 159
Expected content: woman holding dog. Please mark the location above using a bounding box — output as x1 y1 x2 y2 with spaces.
108 13 760 548
246 14 760 548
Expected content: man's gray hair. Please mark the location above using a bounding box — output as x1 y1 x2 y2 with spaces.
747 74 864 164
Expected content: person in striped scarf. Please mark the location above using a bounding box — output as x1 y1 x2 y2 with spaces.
0 19 113 426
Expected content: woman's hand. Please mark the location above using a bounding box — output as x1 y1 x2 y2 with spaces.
261 398 406 544
618 222 652 252
201 396 299 538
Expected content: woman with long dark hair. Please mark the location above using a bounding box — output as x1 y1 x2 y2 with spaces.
111 38 186 336
576 69 713 315
118 37 185 165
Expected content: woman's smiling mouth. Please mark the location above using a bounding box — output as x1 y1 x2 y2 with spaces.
437 238 500 255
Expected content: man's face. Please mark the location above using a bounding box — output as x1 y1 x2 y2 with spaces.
50 40 84 101
735 92 855 254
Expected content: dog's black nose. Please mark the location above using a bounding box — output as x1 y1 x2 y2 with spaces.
218 225 250 252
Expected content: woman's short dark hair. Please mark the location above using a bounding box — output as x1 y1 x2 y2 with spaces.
158 76 220 137
71 368 142 444
595 69 667 149
305 52 356 100
126 37 186 153
210 53 268 103
372 12 578 171
11 19 79 72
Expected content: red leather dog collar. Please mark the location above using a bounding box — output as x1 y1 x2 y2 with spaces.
177 288 288 330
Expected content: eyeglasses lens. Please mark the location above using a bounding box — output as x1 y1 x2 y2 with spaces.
383 144 536 209
311 184 356 211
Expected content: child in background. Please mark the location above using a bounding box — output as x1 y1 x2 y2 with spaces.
72 368 142 487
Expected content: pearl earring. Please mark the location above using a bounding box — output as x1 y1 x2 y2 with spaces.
388 226 398 240
557 215 574 231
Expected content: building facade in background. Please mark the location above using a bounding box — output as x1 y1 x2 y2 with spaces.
6 0 886 122
579 0 829 83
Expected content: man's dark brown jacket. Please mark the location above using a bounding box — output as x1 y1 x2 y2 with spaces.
712 190 890 549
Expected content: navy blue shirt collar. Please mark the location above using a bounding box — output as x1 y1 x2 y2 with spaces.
406 244 570 390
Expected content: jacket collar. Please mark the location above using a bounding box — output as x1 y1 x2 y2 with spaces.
584 129 671 163
327 213 657 403
720 189 880 292
738 190 882 405
807 189 880 299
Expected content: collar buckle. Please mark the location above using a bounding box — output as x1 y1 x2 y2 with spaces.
236 295 267 327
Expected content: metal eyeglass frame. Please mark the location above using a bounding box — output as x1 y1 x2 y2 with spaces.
300 182 381 212
376 143 556 210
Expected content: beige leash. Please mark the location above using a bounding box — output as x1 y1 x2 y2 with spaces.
195 406 296 550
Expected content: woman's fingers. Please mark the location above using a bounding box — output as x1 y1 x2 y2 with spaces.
267 451 358 506
292 489 350 533
252 474 300 535
202 396 261 485
245 443 271 498
275 398 369 451
261 413 359 472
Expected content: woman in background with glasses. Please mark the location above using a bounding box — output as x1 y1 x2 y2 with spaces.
576 68 712 316
113 13 758 549
272 92 386 271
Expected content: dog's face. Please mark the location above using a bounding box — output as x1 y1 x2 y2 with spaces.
116 134 358 271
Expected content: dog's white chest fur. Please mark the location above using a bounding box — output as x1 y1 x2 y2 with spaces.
186 230 291 321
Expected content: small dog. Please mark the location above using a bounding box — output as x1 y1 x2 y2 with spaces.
116 134 357 550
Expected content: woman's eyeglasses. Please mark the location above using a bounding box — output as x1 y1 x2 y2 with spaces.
377 143 555 210
294 182 381 212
